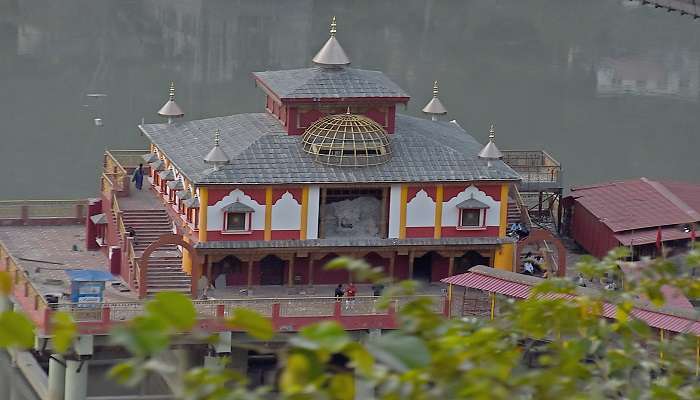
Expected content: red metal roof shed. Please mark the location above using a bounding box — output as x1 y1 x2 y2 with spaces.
564 178 700 258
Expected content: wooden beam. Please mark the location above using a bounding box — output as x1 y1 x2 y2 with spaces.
448 255 455 277
388 252 395 280
198 187 208 242
288 255 295 287
308 257 314 285
247 258 253 288
300 186 309 240
399 185 408 239
408 251 415 280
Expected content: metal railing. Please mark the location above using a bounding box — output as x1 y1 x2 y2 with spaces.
0 199 87 223
502 150 562 185
101 150 148 198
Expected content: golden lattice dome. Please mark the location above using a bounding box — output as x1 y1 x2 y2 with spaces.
301 113 392 167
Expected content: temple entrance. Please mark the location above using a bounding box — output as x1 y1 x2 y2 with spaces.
413 252 434 282
260 255 285 285
455 251 489 275
213 255 244 287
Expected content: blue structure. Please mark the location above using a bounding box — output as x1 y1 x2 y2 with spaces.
66 269 115 305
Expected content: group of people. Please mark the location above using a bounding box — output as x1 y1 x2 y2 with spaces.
334 283 384 310
507 222 530 240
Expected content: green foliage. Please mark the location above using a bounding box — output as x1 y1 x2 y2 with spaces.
0 310 35 349
0 271 12 295
226 308 274 340
50 311 76 353
2 247 700 399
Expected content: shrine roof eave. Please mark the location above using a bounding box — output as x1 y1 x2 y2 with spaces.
194 236 515 251
253 75 409 104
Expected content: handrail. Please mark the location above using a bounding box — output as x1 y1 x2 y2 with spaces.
0 240 51 328
112 194 140 292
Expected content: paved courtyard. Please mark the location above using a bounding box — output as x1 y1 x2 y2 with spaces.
0 225 137 302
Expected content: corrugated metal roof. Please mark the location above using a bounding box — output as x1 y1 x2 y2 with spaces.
614 226 693 246
567 178 700 232
442 266 700 335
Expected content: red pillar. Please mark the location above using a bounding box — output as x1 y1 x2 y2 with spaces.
85 199 102 251
109 246 121 275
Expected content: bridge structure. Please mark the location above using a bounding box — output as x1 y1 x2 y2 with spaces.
642 0 700 18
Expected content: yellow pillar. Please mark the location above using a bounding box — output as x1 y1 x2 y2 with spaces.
493 183 514 271
494 243 515 272
300 186 309 240
264 187 273 241
181 235 193 274
399 185 408 239
198 187 208 242
434 185 443 239
499 183 510 238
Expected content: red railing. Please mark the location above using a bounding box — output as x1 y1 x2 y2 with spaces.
48 295 449 335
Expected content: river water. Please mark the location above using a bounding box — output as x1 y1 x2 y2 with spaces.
1 0 699 200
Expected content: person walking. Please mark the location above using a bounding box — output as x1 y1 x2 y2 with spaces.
334 284 344 301
132 163 144 190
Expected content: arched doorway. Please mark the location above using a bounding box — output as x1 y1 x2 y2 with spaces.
137 234 201 299
413 252 436 282
212 255 244 287
260 255 285 285
455 251 488 275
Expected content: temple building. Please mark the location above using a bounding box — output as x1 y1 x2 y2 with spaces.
94 18 521 295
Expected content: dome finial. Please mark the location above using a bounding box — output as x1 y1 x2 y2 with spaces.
478 123 503 162
157 80 184 124
330 16 337 37
204 128 230 170
312 16 351 67
421 80 448 121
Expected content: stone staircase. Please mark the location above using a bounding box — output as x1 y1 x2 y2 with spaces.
120 209 191 295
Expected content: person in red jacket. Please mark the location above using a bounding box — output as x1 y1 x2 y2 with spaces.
344 283 357 310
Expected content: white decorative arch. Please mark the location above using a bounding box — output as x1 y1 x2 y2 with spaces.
441 185 501 227
406 189 435 227
208 189 265 231
272 191 302 230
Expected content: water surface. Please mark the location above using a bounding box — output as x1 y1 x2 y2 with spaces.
0 0 698 200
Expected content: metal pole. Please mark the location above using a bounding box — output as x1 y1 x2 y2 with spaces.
48 354 66 400
65 359 88 400
490 293 495 321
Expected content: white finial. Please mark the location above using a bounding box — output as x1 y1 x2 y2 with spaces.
422 80 448 121
312 16 351 67
478 123 503 160
157 81 184 123
204 128 230 170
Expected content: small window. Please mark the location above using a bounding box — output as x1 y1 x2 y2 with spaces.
225 212 248 232
460 209 482 228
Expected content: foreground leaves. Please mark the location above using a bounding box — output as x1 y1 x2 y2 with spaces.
0 311 35 349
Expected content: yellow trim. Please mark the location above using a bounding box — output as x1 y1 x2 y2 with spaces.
499 183 510 237
659 329 664 360
181 235 192 274
434 185 443 239
300 186 309 240
264 187 273 240
399 185 408 239
490 293 496 320
198 187 208 242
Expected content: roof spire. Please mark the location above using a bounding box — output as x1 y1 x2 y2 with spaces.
204 129 230 170
421 80 448 121
330 16 337 37
312 16 351 67
157 81 184 124
478 123 503 161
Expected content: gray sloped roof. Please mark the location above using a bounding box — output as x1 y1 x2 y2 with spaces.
222 201 255 213
252 67 410 100
457 196 490 209
139 113 520 185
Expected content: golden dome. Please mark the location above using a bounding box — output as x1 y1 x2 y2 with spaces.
301 113 392 167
